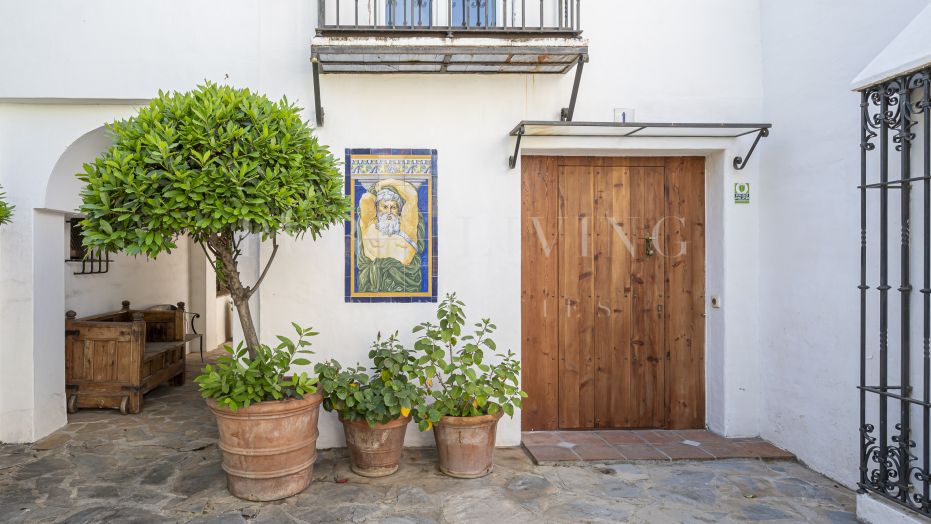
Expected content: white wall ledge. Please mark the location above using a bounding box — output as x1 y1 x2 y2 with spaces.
857 493 929 524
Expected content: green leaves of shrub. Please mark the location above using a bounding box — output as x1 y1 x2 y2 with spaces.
315 332 424 427
411 294 527 431
194 323 319 411
0 185 14 226
77 82 349 258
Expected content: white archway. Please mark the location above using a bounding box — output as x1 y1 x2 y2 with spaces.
28 125 116 439
28 124 218 441
44 126 112 214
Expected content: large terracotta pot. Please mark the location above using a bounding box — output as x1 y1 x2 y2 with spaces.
433 410 503 478
207 391 323 501
341 415 410 477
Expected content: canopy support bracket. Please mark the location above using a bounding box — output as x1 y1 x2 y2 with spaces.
733 128 769 170
312 57 325 127
560 56 586 122
508 125 525 169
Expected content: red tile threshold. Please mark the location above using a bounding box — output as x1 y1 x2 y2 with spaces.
521 429 795 464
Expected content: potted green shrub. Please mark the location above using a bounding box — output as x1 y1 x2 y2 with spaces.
0 185 14 225
412 294 526 478
195 325 320 500
78 83 350 501
315 332 423 477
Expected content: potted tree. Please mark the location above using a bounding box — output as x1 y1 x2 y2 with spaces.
0 185 13 225
78 83 350 501
315 332 423 477
195 325 320 500
411 294 526 478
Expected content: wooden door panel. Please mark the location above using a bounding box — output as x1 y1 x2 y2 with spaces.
665 157 706 428
629 167 667 428
520 156 559 430
593 166 633 428
558 165 596 429
521 156 704 432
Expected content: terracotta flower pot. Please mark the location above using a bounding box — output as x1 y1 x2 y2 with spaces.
207 391 323 501
341 415 411 477
433 410 503 478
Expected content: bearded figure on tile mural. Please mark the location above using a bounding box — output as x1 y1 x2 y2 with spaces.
355 179 425 293
346 149 436 302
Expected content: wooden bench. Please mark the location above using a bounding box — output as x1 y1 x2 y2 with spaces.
65 300 190 415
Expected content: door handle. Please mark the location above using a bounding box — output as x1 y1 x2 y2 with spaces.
641 236 655 257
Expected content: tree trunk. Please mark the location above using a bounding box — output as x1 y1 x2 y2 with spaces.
206 237 260 358
231 290 260 358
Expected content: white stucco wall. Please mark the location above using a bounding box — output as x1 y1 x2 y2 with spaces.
0 103 195 441
757 0 930 489
64 246 191 317
2 0 767 445
214 295 233 348
0 0 316 102
260 0 766 447
0 104 140 442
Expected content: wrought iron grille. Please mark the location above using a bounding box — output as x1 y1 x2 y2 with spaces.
66 217 111 275
859 66 931 515
316 0 581 35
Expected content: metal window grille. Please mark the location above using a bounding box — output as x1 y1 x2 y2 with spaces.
68 218 86 261
317 0 581 34
859 67 931 515
67 218 111 275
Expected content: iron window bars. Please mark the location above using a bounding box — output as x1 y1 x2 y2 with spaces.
316 0 581 36
66 217 111 275
858 66 931 516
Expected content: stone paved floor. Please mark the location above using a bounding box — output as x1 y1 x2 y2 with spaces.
0 351 858 523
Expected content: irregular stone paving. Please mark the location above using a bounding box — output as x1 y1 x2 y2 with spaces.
0 354 857 523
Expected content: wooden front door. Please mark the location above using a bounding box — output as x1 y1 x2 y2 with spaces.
521 156 705 430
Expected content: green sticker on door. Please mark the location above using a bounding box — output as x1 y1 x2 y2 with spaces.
734 182 750 204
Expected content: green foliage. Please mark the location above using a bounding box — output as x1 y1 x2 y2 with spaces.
315 332 424 427
194 323 319 411
77 82 349 258
0 185 14 225
411 294 526 431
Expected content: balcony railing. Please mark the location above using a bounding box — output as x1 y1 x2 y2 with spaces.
316 0 582 36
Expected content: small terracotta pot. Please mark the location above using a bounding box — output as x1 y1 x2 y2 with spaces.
341 415 411 477
207 391 322 501
433 410 503 478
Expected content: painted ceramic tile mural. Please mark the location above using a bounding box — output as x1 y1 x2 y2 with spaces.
345 149 438 303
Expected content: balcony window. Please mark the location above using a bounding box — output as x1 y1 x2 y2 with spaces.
385 1 497 28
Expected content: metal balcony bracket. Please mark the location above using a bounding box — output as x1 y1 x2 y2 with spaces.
560 56 587 122
733 127 769 170
312 57 325 127
508 125 525 169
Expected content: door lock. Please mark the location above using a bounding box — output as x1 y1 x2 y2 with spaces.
642 236 655 257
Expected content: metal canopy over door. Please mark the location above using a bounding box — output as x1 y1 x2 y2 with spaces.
521 156 705 430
